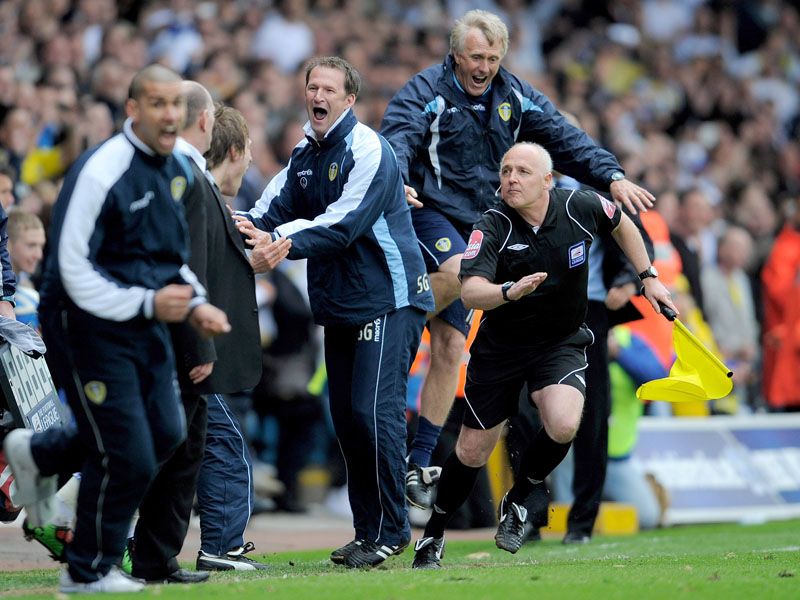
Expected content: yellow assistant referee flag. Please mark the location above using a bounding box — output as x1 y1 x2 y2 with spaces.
636 305 733 403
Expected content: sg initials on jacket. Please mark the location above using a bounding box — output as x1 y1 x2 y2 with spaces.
358 318 382 343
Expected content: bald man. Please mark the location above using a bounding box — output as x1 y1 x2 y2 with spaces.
412 143 674 569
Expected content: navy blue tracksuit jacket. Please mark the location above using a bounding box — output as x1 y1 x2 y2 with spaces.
248 109 434 325
380 55 624 229
247 109 433 548
35 119 204 582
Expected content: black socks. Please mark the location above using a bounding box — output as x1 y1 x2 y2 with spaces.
506 427 571 505
423 451 481 539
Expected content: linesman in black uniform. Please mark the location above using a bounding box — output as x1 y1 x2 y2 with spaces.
412 142 676 569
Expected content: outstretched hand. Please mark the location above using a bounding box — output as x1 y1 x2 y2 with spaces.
610 179 655 214
506 272 547 301
249 235 292 273
234 215 269 243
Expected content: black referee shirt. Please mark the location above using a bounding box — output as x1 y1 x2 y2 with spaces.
460 187 622 354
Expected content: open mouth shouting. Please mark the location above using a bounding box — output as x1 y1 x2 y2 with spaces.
471 74 488 89
312 106 328 123
159 125 178 147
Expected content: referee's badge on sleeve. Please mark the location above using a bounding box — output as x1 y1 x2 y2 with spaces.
463 230 484 260
569 241 586 268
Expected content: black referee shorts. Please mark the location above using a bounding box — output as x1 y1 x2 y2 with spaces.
462 325 594 430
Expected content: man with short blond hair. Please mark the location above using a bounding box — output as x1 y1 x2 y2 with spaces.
381 10 655 510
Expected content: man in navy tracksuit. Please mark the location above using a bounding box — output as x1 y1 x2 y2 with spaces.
2 65 229 593
236 56 434 569
380 10 656 509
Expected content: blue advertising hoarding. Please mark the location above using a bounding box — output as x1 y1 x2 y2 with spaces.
632 415 800 524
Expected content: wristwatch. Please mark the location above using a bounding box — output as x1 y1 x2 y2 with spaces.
610 171 625 183
638 266 659 281
501 281 515 302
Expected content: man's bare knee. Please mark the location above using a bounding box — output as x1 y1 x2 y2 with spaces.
429 322 466 370
454 440 491 468
454 425 501 467
533 385 584 444
544 416 580 444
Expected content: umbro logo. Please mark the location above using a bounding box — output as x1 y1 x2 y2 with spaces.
507 244 529 251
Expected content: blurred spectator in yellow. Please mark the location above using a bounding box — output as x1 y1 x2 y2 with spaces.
701 226 760 410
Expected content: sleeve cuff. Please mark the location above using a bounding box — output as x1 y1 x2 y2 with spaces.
188 295 207 311
141 290 155 319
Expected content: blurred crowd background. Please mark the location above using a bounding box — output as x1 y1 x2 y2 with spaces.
1 0 799 515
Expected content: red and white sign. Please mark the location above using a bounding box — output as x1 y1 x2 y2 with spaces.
463 230 484 260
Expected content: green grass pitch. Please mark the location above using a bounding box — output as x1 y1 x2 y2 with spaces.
2 519 797 599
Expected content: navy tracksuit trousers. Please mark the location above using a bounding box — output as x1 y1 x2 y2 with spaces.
324 306 425 547
34 308 185 583
196 393 253 555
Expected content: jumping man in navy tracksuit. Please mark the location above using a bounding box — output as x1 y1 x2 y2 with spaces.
380 10 657 509
236 56 434 569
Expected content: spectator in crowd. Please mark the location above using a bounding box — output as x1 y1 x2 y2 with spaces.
701 226 760 411
237 56 434 568
2 64 229 594
251 0 315 75
762 194 800 411
669 187 714 314
380 8 654 511
0 165 15 210
6 211 44 330
0 108 35 180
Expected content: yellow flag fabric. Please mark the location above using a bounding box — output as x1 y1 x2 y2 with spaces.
636 319 733 403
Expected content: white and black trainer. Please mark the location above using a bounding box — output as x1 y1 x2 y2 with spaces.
342 539 409 568
196 542 268 571
412 536 445 569
405 464 441 509
330 539 362 564
495 494 528 554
